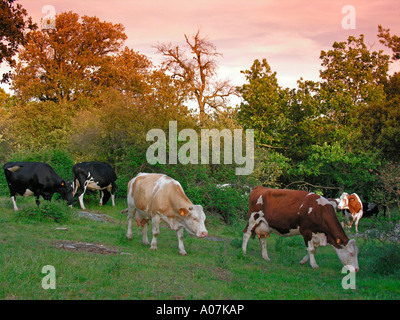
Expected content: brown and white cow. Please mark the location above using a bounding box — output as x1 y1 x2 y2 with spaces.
123 173 208 255
242 186 359 270
338 192 363 233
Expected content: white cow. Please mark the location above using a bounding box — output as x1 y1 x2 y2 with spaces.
338 192 363 233
123 173 208 255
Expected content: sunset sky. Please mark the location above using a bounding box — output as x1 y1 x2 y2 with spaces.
2 0 400 95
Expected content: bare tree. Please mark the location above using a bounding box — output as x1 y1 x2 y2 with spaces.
156 31 235 124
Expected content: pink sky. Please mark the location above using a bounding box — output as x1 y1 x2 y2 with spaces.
1 0 400 94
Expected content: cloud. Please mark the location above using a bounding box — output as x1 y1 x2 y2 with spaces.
1 0 399 94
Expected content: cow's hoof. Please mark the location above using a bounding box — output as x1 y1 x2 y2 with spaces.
179 251 187 256
150 246 157 250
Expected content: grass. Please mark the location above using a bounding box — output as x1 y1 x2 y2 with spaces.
0 194 400 300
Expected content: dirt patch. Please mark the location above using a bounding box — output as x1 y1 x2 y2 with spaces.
55 240 123 255
76 211 116 223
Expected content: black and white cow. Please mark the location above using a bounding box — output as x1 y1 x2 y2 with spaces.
3 162 74 210
362 202 384 218
72 161 117 210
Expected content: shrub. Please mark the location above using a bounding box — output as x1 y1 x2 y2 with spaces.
371 244 400 276
15 201 73 224
360 214 400 276
288 142 379 198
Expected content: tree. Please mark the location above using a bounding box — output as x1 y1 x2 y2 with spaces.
7 99 75 149
11 11 149 102
288 142 379 199
237 59 294 150
156 31 235 124
378 25 400 61
319 35 390 128
0 0 37 83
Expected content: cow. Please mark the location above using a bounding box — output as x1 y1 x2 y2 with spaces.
72 161 117 210
338 192 363 233
122 173 208 255
242 186 359 271
3 161 74 211
362 202 381 218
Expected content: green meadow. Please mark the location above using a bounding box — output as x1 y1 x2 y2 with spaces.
1 195 399 300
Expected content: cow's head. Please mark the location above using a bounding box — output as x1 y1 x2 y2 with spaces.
59 179 74 207
334 239 359 272
179 205 208 238
337 192 349 210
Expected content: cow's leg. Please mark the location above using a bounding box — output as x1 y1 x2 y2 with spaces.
150 215 160 250
300 252 310 265
242 224 252 255
138 213 150 246
111 182 116 206
141 223 149 245
126 208 135 240
101 190 111 206
35 194 41 207
111 193 115 206
177 227 187 255
11 195 18 211
258 235 270 261
72 179 79 196
74 178 87 210
301 232 319 268
78 192 86 209
354 213 362 233
300 242 319 268
99 191 104 206
242 213 261 255
306 240 318 269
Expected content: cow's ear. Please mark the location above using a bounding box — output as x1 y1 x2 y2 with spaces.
179 208 189 216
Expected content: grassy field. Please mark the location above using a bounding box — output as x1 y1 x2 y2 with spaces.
0 194 399 300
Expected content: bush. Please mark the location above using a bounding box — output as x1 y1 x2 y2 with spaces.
371 244 400 276
360 214 400 276
363 243 400 276
15 201 73 224
287 142 379 198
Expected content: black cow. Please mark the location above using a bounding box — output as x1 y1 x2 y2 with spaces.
362 202 385 218
3 161 74 211
72 161 117 210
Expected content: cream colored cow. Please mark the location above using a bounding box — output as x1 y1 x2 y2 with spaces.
123 173 208 255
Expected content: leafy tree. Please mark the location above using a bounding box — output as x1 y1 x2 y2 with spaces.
156 30 235 124
0 0 37 83
319 34 389 131
11 11 149 102
288 142 379 199
237 58 291 150
378 25 400 61
356 72 400 162
352 27 400 162
237 59 326 160
7 100 74 149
